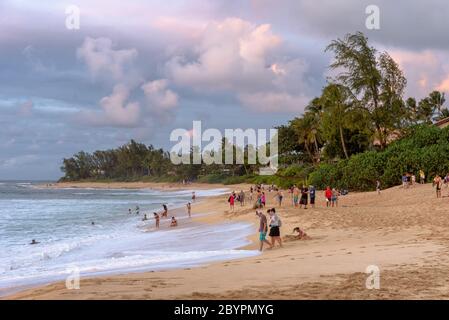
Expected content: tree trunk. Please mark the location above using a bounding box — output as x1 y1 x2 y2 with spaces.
339 125 349 159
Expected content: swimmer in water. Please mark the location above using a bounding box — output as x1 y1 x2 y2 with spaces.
142 214 148 221
30 239 39 245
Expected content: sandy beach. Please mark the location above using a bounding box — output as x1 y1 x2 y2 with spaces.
5 181 449 300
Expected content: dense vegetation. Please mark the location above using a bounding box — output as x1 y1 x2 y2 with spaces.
60 32 449 190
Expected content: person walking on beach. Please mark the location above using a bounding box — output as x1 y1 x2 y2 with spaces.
268 208 282 248
228 192 235 212
256 211 272 251
153 212 160 229
249 187 254 202
186 202 191 217
239 190 245 206
261 192 266 207
299 185 308 209
293 185 300 207
419 170 425 184
309 185 316 208
275 189 283 207
434 175 442 198
376 180 381 195
325 186 332 207
331 188 339 207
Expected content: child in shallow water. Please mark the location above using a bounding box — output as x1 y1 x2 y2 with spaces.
170 216 178 227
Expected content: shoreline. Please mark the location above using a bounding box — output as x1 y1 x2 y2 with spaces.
5 182 449 299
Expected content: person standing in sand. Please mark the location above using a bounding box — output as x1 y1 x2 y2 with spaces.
186 202 191 217
260 191 267 208
239 190 245 206
228 192 235 212
419 170 425 184
434 175 442 198
268 208 282 248
325 186 332 207
376 180 381 195
299 185 308 209
275 189 283 207
309 185 316 208
293 185 300 207
153 212 160 229
256 211 272 251
331 188 339 207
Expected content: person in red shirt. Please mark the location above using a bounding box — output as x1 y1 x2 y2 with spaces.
228 192 235 212
325 186 332 207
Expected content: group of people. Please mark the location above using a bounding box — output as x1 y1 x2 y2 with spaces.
227 190 246 211
131 191 197 229
401 170 426 188
255 208 283 251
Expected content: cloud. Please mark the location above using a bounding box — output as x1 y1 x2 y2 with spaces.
18 100 33 116
141 79 178 110
166 17 312 112
77 37 138 81
389 49 449 98
78 84 141 127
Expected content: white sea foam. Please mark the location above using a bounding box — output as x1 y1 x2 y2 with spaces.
0 184 255 294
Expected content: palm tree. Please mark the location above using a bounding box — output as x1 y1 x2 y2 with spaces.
292 112 321 165
320 84 354 159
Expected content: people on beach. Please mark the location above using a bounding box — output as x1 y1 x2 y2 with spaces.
153 212 160 228
162 204 168 218
239 190 245 206
293 185 300 207
261 192 266 207
228 192 235 211
292 227 310 240
434 175 442 198
299 185 308 209
186 202 191 217
256 210 272 251
402 174 408 189
419 170 425 184
249 187 254 202
325 186 332 207
192 192 196 202
331 188 339 207
275 189 283 207
376 180 381 195
268 208 282 248
309 185 316 208
170 216 178 227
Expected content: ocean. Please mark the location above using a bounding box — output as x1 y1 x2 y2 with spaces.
0 181 258 295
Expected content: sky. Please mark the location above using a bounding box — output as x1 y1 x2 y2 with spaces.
1 0 449 180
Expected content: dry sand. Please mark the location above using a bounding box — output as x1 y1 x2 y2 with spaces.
6 182 449 300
